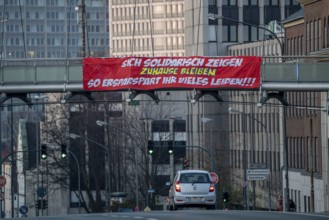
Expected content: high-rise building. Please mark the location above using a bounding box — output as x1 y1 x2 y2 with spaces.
109 0 184 57
185 0 300 56
0 0 110 216
0 0 109 59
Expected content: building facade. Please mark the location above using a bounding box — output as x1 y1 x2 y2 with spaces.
184 0 301 210
0 0 110 217
283 0 329 213
0 0 109 59
223 0 329 213
109 0 185 57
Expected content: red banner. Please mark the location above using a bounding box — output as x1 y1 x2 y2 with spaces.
83 56 262 91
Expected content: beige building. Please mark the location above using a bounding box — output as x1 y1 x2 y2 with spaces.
109 0 185 57
1 162 12 218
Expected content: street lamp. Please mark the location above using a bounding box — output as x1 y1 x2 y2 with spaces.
228 107 272 211
201 117 215 171
229 105 247 210
66 149 81 214
96 120 140 211
208 13 283 55
75 0 86 57
69 133 111 211
33 95 47 216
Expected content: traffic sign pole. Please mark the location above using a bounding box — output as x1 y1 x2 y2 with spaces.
0 175 6 219
0 176 6 188
0 188 2 219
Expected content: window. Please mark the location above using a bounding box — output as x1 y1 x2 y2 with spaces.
244 0 258 6
285 0 299 5
318 19 321 50
265 0 278 5
243 25 259 42
208 0 216 6
222 3 238 42
208 25 217 42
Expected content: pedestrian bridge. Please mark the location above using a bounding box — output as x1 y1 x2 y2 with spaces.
1 58 329 96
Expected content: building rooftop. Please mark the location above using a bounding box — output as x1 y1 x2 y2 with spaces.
283 8 304 24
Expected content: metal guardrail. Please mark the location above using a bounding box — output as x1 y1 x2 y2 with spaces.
1 57 329 93
0 59 83 93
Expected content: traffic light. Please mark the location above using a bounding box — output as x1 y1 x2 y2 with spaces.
36 199 41 209
168 141 174 155
183 159 189 169
43 200 48 209
223 192 229 203
61 144 67 158
147 141 154 155
41 144 47 160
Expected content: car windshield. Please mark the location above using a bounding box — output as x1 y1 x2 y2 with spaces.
180 173 210 183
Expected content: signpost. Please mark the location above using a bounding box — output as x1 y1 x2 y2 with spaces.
19 205 28 216
249 163 266 169
210 172 219 184
0 176 6 187
246 169 270 181
36 187 47 198
247 169 270 176
247 175 267 181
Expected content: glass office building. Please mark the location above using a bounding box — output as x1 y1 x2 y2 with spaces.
0 0 109 59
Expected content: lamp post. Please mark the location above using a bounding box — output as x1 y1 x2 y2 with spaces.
69 133 111 211
229 103 248 210
33 95 47 216
207 13 283 55
66 149 81 214
229 107 272 211
10 99 14 217
96 120 139 211
201 117 215 171
75 0 86 57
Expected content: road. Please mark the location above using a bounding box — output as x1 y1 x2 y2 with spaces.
12 210 329 220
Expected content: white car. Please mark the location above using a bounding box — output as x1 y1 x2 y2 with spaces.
168 170 216 210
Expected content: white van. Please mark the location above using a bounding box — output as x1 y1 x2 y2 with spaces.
168 170 216 210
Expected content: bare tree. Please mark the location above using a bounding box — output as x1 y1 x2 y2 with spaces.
39 94 108 213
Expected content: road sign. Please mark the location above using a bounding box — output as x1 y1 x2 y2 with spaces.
210 172 219 184
249 163 267 169
247 169 270 175
19 205 28 215
247 175 268 181
0 192 4 201
37 187 47 198
247 169 269 181
148 189 155 193
0 176 6 187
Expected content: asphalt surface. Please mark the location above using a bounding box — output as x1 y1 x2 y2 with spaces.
10 210 329 220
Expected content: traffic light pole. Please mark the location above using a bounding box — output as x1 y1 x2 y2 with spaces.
186 146 214 171
1 149 41 216
148 144 214 170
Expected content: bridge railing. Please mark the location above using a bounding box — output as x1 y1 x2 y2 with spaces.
0 59 82 92
262 62 329 82
260 56 329 90
0 59 82 85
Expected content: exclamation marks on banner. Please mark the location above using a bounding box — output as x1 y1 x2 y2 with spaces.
242 78 256 87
